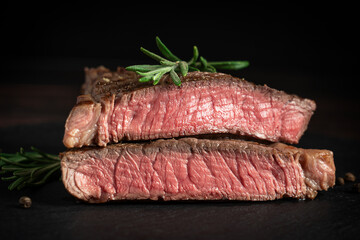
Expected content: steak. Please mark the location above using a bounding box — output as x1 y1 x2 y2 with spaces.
63 67 316 148
61 138 335 203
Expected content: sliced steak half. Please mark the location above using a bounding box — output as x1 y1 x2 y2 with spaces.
63 67 316 148
61 138 335 203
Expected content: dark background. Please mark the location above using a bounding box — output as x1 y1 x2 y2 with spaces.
2 3 359 94
1 3 360 239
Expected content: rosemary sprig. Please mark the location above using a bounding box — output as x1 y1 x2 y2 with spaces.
126 36 249 86
0 147 61 190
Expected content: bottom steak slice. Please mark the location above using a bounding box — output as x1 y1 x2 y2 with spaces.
61 138 335 203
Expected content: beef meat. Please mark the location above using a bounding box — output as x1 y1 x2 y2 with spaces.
61 138 335 203
63 67 316 148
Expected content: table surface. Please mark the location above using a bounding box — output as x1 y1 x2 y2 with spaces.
1 59 360 240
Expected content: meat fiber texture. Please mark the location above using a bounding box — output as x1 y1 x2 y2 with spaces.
61 138 335 203
63 67 316 148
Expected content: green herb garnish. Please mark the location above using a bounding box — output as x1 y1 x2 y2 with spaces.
0 147 60 190
126 36 249 86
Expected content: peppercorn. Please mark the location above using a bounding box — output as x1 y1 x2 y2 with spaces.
344 172 356 182
336 177 345 185
19 196 32 208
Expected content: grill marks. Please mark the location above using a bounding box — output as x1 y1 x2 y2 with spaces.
61 138 333 203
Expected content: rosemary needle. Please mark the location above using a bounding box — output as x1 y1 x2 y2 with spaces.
126 36 249 86
0 147 61 190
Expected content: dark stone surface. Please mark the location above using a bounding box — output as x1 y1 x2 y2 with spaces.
1 176 360 240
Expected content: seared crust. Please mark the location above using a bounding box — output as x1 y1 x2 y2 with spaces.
82 66 316 113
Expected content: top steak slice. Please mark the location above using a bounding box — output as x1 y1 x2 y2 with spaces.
63 66 316 148
61 137 335 203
